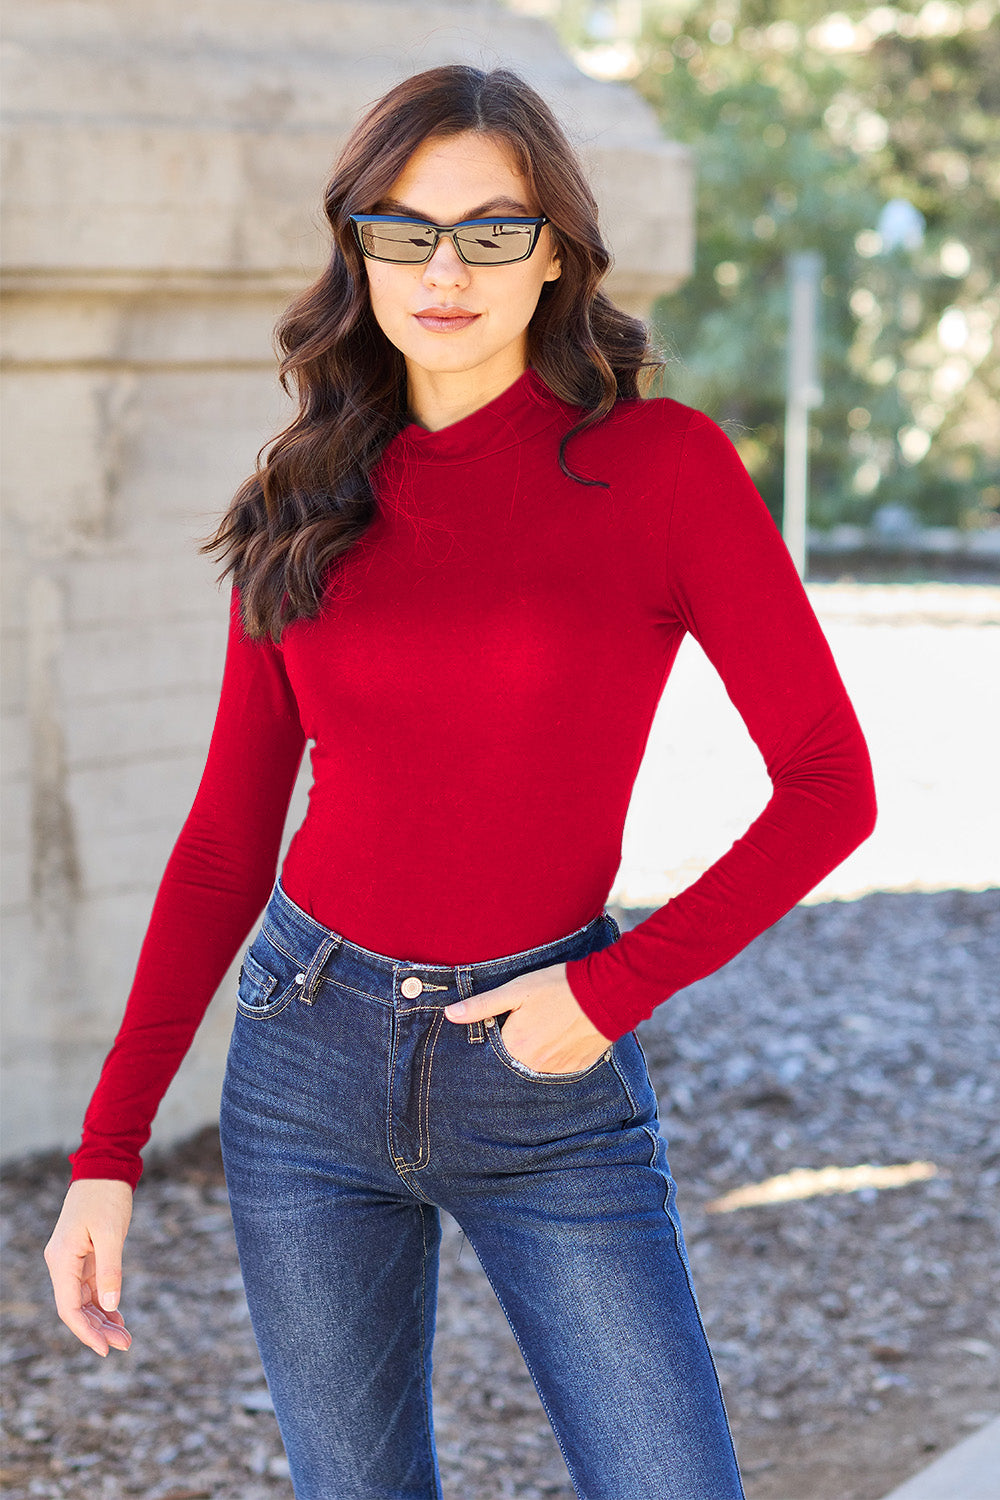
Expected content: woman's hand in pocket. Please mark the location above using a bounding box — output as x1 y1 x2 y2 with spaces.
444 962 612 1074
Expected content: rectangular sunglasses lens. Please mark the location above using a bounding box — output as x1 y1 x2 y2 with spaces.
455 222 535 263
360 221 434 261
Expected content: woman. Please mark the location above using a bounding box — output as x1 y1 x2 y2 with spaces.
45 65 876 1499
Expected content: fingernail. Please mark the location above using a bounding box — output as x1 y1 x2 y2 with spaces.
444 1001 466 1019
100 1291 118 1311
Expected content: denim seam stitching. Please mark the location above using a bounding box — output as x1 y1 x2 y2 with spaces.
235 954 278 1013
316 973 386 1004
640 1125 747 1496
411 1011 442 1171
235 997 296 1021
301 934 338 1004
458 969 484 1041
417 1203 443 1500
260 934 385 1005
472 911 608 975
388 1008 441 1177
390 1160 434 1203
387 1009 401 1172
608 1038 640 1119
261 928 314 968
486 1026 610 1085
249 929 350 1009
235 989 296 1022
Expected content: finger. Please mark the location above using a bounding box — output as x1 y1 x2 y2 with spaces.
443 991 518 1025
90 1228 124 1316
44 1181 133 1358
49 1262 114 1357
46 1239 122 1358
81 1301 132 1351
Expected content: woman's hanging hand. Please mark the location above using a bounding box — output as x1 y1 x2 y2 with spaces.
44 1179 134 1357
444 962 613 1074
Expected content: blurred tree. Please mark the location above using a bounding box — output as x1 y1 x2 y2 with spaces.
553 1 1000 533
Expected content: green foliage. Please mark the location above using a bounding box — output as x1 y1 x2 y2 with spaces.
558 2 1000 532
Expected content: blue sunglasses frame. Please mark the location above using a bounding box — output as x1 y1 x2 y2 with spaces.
348 213 549 266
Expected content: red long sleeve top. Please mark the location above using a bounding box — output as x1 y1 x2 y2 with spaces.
71 367 876 1187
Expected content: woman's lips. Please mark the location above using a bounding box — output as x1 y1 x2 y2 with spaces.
413 308 480 332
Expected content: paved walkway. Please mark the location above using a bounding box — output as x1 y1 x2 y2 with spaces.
878 1414 1000 1499
615 581 1000 907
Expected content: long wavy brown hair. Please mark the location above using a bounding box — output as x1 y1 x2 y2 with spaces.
203 65 663 640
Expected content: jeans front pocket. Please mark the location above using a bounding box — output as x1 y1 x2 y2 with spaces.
486 1013 613 1084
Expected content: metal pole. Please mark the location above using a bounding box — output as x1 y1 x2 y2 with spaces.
783 252 823 577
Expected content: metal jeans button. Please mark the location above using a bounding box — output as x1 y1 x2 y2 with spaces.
400 976 424 998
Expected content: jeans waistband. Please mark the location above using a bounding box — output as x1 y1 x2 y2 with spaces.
261 879 616 1006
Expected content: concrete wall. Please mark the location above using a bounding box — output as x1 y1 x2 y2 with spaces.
0 0 693 1163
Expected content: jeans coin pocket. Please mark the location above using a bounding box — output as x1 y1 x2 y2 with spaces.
235 946 295 1020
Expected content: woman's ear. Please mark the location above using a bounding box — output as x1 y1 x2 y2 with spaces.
544 250 562 283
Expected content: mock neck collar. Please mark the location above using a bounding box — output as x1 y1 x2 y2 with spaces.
390 367 574 465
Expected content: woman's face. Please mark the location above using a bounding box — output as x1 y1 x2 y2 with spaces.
361 131 562 416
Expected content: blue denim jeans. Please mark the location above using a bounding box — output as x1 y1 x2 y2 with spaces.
219 880 744 1500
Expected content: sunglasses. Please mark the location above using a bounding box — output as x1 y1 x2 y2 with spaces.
348 214 549 266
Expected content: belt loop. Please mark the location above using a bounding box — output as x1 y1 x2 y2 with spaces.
457 965 485 1043
299 933 341 1005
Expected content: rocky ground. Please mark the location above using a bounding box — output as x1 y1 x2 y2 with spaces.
3 888 998 1500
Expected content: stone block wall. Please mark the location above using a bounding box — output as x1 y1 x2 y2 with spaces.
1 0 693 1163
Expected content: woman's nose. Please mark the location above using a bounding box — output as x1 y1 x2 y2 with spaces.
422 233 470 287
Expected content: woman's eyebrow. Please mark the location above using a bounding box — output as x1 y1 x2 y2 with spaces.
373 195 534 221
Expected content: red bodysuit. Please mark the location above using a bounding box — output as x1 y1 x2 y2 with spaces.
71 368 876 1187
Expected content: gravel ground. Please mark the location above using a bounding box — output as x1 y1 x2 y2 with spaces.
3 887 998 1500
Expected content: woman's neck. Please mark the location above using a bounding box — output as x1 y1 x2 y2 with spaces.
405 351 530 433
